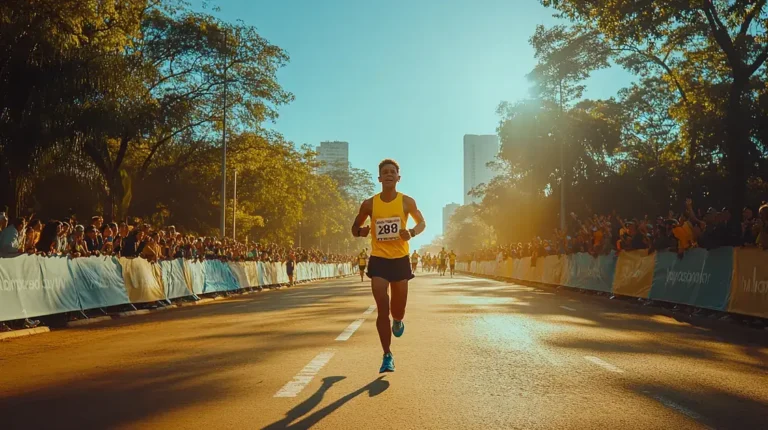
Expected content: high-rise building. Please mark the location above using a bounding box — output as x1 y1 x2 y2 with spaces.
317 141 349 174
442 203 460 235
463 134 499 205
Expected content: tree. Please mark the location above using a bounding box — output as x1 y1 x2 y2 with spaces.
539 0 768 215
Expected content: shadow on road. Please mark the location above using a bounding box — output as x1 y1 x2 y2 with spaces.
263 376 389 430
629 381 768 429
431 278 768 373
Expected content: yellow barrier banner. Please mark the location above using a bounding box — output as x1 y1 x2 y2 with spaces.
728 248 768 318
541 255 563 285
120 257 166 303
612 250 655 298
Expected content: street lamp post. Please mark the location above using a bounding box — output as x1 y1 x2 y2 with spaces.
219 28 228 238
233 169 237 241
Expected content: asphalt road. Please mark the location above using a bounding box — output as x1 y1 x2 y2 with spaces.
1 272 766 429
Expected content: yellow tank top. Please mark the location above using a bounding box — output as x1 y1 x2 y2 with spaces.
370 192 409 259
411 253 418 263
358 256 366 265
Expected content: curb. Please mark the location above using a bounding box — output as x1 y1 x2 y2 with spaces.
65 316 113 328
112 309 151 318
176 298 215 307
0 326 50 341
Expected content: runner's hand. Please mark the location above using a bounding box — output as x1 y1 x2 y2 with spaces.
399 229 411 241
358 226 370 237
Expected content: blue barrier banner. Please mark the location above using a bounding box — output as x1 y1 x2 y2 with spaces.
161 259 194 300
649 248 733 310
25 255 82 318
565 252 616 292
0 255 26 320
185 260 205 295
256 261 267 286
227 262 250 289
0 255 81 319
71 256 130 309
202 260 239 293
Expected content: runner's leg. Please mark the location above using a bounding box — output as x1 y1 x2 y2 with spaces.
390 280 409 321
371 277 392 354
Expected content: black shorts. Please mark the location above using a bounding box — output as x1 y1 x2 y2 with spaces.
359 265 366 271
367 256 414 283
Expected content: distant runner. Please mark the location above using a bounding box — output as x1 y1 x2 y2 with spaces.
351 159 426 373
438 247 447 276
410 250 419 273
358 249 368 282
449 249 457 278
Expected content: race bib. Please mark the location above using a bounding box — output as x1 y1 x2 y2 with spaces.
375 217 402 241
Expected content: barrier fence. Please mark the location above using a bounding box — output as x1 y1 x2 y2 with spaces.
458 247 768 319
0 255 355 322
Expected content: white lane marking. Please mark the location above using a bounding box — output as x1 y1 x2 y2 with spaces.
560 305 576 311
336 319 365 341
274 349 336 398
584 356 625 373
335 305 376 341
643 392 710 427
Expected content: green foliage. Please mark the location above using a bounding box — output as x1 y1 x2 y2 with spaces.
0 0 357 250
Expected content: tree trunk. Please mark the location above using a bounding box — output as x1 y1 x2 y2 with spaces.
725 79 749 216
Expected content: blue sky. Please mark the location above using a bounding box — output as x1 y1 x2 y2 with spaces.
201 0 633 249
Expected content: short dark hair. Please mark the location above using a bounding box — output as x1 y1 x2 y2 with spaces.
378 158 400 172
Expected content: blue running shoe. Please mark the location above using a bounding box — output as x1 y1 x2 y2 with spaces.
392 319 405 337
379 353 395 373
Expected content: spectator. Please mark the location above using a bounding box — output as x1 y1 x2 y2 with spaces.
0 210 8 232
35 221 60 255
84 226 101 255
121 229 143 257
57 222 70 254
742 207 757 246
69 226 88 258
140 232 162 262
24 219 42 253
0 217 26 256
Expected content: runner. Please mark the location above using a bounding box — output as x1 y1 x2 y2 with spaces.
358 249 368 282
438 247 447 276
448 249 457 278
410 250 419 274
286 253 296 286
351 159 426 373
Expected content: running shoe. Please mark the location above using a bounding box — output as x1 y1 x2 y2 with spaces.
379 352 395 373
392 319 405 337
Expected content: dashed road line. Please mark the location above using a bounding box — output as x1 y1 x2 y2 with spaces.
274 349 336 398
559 305 576 311
643 392 710 427
584 356 624 373
335 305 376 341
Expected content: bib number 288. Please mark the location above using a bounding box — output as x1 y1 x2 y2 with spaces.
376 217 401 241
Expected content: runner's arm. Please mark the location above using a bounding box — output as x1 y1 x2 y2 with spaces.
351 199 373 237
404 196 426 236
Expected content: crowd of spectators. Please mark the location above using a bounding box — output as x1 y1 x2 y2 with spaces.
0 210 357 331
0 212 355 265
466 199 768 262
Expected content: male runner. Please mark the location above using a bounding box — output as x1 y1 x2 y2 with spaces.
358 249 368 282
448 249 457 278
410 250 419 273
351 159 426 373
438 247 447 276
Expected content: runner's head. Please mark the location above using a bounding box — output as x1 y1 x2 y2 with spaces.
378 159 400 190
